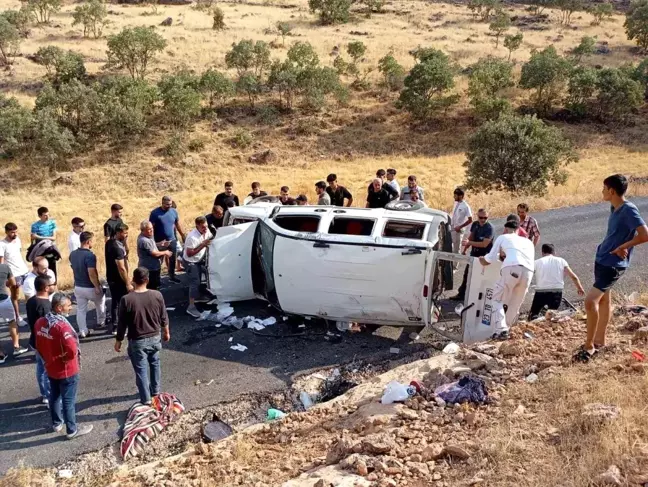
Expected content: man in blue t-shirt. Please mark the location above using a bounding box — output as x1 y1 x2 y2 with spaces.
575 174 648 363
149 196 186 283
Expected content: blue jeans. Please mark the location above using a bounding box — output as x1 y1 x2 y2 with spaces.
49 374 79 435
35 351 51 400
127 335 162 404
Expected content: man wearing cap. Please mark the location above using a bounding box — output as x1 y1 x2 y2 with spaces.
479 220 535 340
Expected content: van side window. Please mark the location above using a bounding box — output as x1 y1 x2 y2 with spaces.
274 216 320 233
383 221 426 240
232 218 255 225
328 218 375 236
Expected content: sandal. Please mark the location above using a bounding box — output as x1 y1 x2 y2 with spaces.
573 347 598 363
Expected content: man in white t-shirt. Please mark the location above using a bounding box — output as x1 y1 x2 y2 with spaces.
451 188 473 268
23 257 57 300
480 221 535 340
0 223 30 326
528 243 584 320
183 216 215 318
385 168 400 198
68 217 85 253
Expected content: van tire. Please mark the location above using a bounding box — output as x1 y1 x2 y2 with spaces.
249 195 281 205
385 200 424 211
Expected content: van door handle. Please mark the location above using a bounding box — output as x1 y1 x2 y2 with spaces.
402 248 422 255
313 242 330 248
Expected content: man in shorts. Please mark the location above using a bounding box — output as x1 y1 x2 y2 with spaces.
575 174 648 362
0 223 30 327
0 262 26 363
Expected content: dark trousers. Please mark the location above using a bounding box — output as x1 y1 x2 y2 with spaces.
108 280 128 332
158 240 178 279
147 270 161 290
49 374 79 435
528 291 563 320
46 256 57 279
128 335 162 404
457 265 469 298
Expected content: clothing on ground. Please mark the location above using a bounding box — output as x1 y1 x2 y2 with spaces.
35 312 80 380
104 217 124 239
183 228 212 264
596 201 646 268
326 186 353 206
484 233 535 271
0 263 12 301
69 248 97 289
26 295 51 348
149 207 179 243
117 290 168 342
137 234 161 271
317 192 331 206
0 237 28 277
67 231 81 253
31 219 57 238
534 255 568 291
435 376 488 404
520 216 540 242
105 238 127 283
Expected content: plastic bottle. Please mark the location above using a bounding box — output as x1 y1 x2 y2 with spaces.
300 391 314 410
381 380 416 405
266 408 286 421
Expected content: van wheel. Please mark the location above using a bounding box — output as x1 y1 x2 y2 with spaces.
249 195 281 205
385 200 425 211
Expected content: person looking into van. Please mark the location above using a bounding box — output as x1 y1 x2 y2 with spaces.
326 174 353 207
315 181 331 205
296 195 308 205
248 182 267 200
367 169 398 200
214 182 240 209
366 178 392 209
206 205 224 230
280 186 296 205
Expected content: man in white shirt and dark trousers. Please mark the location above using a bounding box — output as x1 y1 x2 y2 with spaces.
480 220 535 340
529 244 584 320
67 217 85 253
183 216 215 318
451 188 473 267
0 223 30 327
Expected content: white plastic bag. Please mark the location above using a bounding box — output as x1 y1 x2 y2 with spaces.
381 380 414 405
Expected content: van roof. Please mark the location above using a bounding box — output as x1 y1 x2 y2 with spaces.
272 205 450 223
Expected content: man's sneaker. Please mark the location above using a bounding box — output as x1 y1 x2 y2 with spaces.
66 424 93 440
170 277 182 284
186 305 201 318
79 331 88 339
0 355 6 365
491 330 510 341
41 396 49 405
13 346 28 356
111 331 117 336
53 424 64 433
18 318 28 328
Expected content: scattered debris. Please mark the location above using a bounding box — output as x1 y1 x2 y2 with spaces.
434 376 488 404
266 408 286 420
443 342 460 354
581 403 621 423
202 417 233 443
525 373 539 384
381 380 415 404
230 344 248 352
596 465 623 486
58 469 73 479
300 391 315 409
389 347 400 354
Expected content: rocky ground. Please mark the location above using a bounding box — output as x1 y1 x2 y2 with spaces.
4 306 648 487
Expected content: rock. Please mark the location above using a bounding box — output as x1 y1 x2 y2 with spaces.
362 434 396 455
53 174 74 186
581 403 621 423
249 149 278 165
513 404 526 416
154 163 170 172
399 409 419 421
631 363 648 373
434 397 446 407
499 341 522 357
525 373 539 384
422 443 444 461
357 461 368 476
595 465 622 486
314 480 326 487
408 462 430 476
633 326 648 343
326 438 355 464
441 444 471 460
379 479 397 487
160 17 173 26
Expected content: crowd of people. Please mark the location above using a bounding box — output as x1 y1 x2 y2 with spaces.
0 172 645 441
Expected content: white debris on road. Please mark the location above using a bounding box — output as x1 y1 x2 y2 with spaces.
230 344 248 352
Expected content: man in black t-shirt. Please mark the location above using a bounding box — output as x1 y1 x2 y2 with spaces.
214 181 240 209
104 203 128 256
206 205 224 230
366 178 392 209
26 276 51 404
366 169 398 201
105 223 132 335
247 182 268 201
279 186 296 205
326 174 353 207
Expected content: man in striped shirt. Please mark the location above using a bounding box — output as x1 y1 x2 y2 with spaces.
517 203 540 246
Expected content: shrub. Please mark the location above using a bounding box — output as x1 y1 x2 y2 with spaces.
188 137 206 152
163 132 187 157
489 10 511 48
468 56 514 120
193 0 214 12
378 53 406 91
98 78 157 139
566 66 598 117
26 0 62 24
199 69 233 108
469 0 500 21
519 46 572 116
571 36 596 63
465 114 577 195
503 32 523 60
397 48 459 121
225 39 271 79
34 47 86 85
528 0 551 16
0 95 33 157
0 17 21 66
276 21 292 45
632 58 648 98
230 128 253 148
211 6 225 30
29 108 76 169
588 2 614 25
625 0 648 51
308 0 351 25
362 0 385 15
595 67 643 121
72 0 109 39
344 41 372 89
554 0 583 25
237 73 263 108
106 26 167 79
158 70 202 128
1 7 32 38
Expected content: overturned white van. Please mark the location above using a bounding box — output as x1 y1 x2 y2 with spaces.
207 204 503 344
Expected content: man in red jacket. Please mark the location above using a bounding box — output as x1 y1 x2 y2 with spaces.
35 293 93 439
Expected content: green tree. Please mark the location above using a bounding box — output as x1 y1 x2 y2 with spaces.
503 32 523 60
377 53 406 91
276 21 292 46
528 0 551 16
632 58 648 98
464 114 577 195
308 0 351 25
566 66 598 117
625 0 648 51
519 46 571 116
199 69 233 108
588 2 614 25
571 36 596 63
225 39 271 79
0 95 33 157
98 76 158 138
554 0 583 25
35 80 102 137
34 47 86 85
468 56 514 120
595 67 644 121
489 10 511 48
236 73 262 108
0 7 33 38
159 81 202 129
106 26 167 79
479 0 500 21
29 108 75 169
0 17 20 66
72 0 109 39
26 0 62 24
397 48 459 121
211 5 225 30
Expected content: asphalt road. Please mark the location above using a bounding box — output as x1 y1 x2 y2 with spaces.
1 197 647 475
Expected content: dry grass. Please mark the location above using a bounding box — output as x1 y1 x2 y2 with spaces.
1 0 648 289
0 466 53 487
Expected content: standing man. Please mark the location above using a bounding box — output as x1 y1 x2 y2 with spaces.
26 276 51 404
137 221 172 291
70 232 105 338
35 293 93 439
0 223 30 327
315 181 331 205
30 207 58 277
385 169 400 199
104 204 124 242
279 186 296 205
206 205 224 231
247 182 268 200
68 218 84 253
400 175 426 202
575 174 648 362
452 208 494 302
451 188 474 258
149 196 186 284
507 214 529 238
184 217 215 318
517 203 540 246
115 268 170 406
367 170 398 200
479 221 535 340
366 178 392 209
214 182 240 209
22 257 56 300
529 244 585 320
0 262 25 363
106 224 132 336
326 174 353 207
